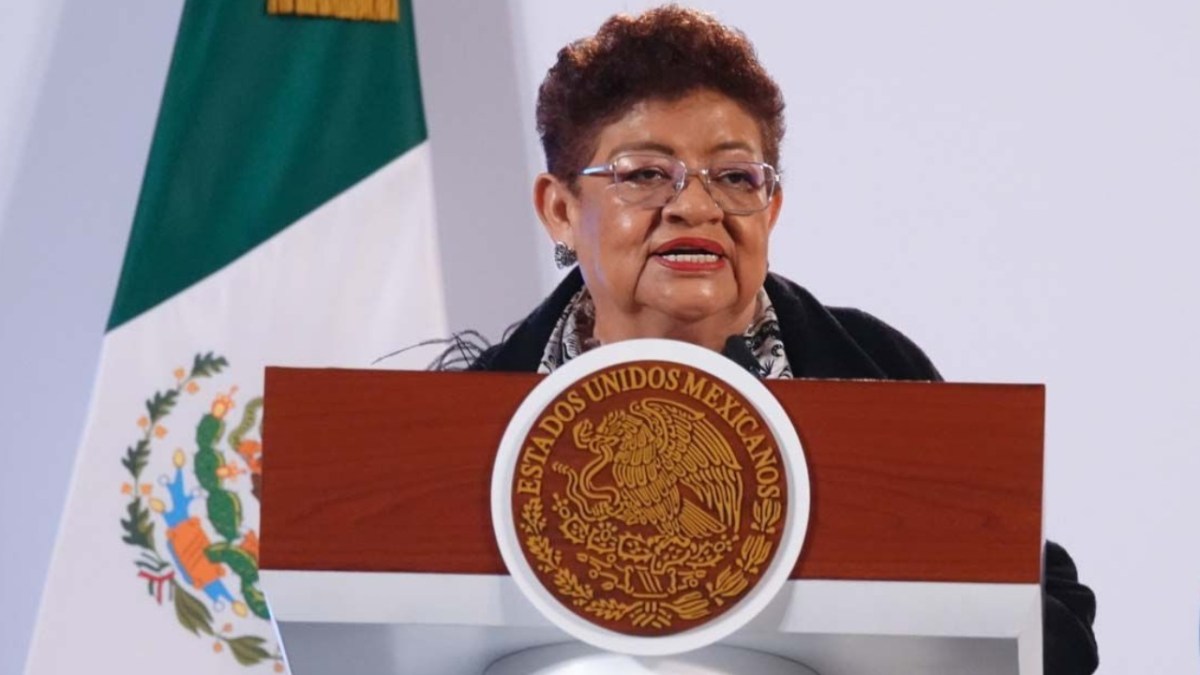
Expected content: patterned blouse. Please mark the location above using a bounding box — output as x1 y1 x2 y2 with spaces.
537 287 793 379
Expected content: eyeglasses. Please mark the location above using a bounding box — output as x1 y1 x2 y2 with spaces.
578 153 780 215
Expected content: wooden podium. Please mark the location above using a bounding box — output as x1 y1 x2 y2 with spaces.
259 368 1045 675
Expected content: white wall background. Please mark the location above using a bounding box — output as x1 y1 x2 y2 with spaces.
1 1 1197 673
0 3 183 675
0 0 64 249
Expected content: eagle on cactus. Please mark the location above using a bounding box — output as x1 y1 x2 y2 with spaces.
557 398 744 540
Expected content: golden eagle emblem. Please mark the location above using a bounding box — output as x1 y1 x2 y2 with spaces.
560 398 744 541
512 362 787 636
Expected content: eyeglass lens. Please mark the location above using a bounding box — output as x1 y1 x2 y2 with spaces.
609 154 773 213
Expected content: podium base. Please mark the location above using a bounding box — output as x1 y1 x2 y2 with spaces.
484 643 820 675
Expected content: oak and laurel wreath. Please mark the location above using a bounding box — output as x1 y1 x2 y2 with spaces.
118 352 281 668
519 491 783 631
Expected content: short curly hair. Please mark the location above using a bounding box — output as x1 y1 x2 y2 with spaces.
536 5 785 182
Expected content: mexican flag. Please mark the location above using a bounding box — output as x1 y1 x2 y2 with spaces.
26 1 444 672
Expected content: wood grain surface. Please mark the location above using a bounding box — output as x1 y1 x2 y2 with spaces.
260 368 1043 583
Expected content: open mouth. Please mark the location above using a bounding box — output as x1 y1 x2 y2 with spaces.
651 238 727 270
657 251 722 263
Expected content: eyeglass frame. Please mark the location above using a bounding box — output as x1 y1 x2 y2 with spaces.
576 153 782 216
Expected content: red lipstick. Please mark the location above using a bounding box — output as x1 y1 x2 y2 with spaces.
651 237 727 272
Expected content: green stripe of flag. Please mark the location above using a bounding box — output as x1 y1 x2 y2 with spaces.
108 0 427 330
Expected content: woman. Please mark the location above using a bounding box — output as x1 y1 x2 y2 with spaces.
462 6 1098 673
467 8 936 380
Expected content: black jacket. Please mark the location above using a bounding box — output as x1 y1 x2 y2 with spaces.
472 268 1099 673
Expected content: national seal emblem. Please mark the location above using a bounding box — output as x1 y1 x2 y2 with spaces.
493 340 810 656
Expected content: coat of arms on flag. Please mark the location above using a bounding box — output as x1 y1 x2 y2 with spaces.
118 353 282 669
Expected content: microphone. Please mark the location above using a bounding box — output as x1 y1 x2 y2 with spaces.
722 335 763 378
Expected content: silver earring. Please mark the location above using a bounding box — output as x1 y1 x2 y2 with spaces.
553 241 577 269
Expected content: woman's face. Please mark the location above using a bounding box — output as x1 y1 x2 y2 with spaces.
538 89 782 338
